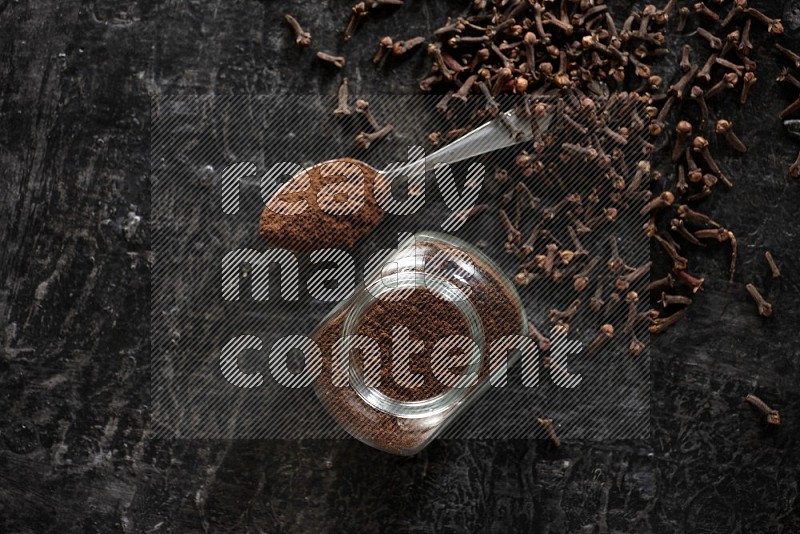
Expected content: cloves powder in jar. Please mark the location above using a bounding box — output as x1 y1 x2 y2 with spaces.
312 237 526 455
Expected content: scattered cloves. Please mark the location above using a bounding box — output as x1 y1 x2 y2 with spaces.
689 86 710 126
692 136 722 175
654 233 688 270
780 98 800 120
695 53 717 84
776 68 800 90
670 218 704 246
673 267 705 293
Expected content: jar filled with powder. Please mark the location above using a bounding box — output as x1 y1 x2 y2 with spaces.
312 232 528 455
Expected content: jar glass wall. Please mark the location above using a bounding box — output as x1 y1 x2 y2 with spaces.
312 232 528 455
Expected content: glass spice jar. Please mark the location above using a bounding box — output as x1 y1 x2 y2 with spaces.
312 231 528 455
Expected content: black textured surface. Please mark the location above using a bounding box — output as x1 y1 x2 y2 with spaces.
2 0 800 532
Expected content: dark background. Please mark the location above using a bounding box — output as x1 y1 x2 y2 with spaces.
2 0 800 532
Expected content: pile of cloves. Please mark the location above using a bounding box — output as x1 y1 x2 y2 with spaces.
449 91 657 358
776 43 800 177
405 0 797 340
417 0 670 99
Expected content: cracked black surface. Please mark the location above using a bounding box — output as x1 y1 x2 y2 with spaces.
1 0 800 532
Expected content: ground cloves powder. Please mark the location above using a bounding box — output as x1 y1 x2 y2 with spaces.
312 233 527 455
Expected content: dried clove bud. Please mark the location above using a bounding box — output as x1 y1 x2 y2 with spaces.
354 124 395 149
333 77 352 116
285 14 312 47
317 51 346 69
344 2 370 42
745 7 784 34
392 36 426 56
587 323 614 354
648 308 687 333
536 418 560 447
764 251 781 278
745 393 781 426
715 119 747 152
640 191 675 215
740 72 756 105
745 283 773 317
672 121 693 162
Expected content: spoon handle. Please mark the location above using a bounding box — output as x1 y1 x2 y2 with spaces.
380 109 552 179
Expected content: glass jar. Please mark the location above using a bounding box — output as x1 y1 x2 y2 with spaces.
312 231 528 455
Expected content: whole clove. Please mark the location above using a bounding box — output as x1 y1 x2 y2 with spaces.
392 36 426 57
587 323 614 354
536 418 561 447
680 44 693 72
548 298 581 323
705 72 738 100
672 121 693 162
333 77 352 115
317 51 346 69
354 124 395 149
745 393 781 426
344 2 370 42
640 191 675 215
676 6 690 32
775 43 800 69
659 292 692 307
745 7 784 34
648 308 688 333
764 251 781 278
616 261 652 292
739 71 756 104
715 119 747 152
696 27 722 50
573 256 601 292
696 54 718 84
745 283 773 317
689 86 710 126
285 14 312 47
